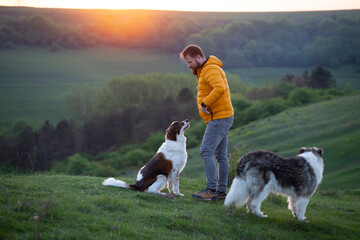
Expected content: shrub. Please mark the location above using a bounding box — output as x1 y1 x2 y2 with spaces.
118 144 138 154
67 154 93 175
228 143 248 186
102 151 124 170
51 160 68 173
342 83 356 95
141 131 164 151
241 101 264 123
88 165 117 177
124 149 153 167
274 81 296 99
185 120 206 146
289 88 316 105
262 97 288 117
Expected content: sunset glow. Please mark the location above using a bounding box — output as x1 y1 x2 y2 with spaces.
1 0 360 12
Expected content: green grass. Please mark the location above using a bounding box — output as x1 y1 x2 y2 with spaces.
1 47 359 130
1 174 359 239
182 95 360 190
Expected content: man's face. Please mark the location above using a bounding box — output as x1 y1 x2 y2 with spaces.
184 55 202 75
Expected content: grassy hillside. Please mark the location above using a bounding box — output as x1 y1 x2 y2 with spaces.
182 95 360 190
1 174 359 240
1 47 359 130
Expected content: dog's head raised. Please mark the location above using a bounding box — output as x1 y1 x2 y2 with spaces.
166 119 190 142
298 147 324 167
298 147 323 157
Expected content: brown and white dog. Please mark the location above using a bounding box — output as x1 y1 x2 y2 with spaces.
102 119 190 197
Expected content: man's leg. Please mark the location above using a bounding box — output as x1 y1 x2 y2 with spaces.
215 135 229 194
215 116 233 195
199 120 225 192
200 116 233 192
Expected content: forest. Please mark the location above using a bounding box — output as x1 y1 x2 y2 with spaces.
1 8 360 68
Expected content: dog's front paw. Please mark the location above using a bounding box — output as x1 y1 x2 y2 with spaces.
297 216 307 222
254 212 267 218
163 193 176 199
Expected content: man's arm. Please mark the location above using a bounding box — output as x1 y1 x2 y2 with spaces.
201 68 226 106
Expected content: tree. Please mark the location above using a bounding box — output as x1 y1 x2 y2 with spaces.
55 120 77 160
14 126 38 172
309 66 336 89
0 136 12 169
66 84 97 123
36 121 56 170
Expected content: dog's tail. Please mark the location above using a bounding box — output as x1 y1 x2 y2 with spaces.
224 176 249 207
102 178 130 189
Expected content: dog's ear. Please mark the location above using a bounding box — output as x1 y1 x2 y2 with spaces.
298 147 307 155
166 121 178 141
166 127 176 141
315 147 323 157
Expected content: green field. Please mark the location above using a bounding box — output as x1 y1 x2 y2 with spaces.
1 174 359 239
0 47 189 129
1 47 359 130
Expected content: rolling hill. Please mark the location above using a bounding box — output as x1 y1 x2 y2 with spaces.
182 94 360 190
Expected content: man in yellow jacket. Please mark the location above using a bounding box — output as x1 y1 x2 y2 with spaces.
180 45 234 201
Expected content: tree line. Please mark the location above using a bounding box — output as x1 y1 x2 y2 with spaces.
0 86 198 173
0 68 357 174
1 13 359 67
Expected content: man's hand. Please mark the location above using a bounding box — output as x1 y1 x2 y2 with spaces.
201 105 211 114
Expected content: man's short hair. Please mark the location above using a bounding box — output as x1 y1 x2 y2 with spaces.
180 45 205 59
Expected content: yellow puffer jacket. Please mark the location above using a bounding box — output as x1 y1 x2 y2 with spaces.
196 55 234 124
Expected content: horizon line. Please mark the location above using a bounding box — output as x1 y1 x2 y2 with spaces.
1 5 360 13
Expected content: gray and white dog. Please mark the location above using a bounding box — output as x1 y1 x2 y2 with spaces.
224 147 324 221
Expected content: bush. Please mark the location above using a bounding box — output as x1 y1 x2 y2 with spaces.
88 165 117 177
141 131 164 151
262 97 288 116
231 94 251 111
118 144 138 154
228 143 248 186
51 160 68 173
241 101 264 123
231 94 252 128
289 88 316 105
185 120 206 146
342 83 356 95
274 81 296 99
101 151 124 170
124 149 153 167
67 154 93 175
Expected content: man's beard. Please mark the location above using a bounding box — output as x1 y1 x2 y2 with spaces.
191 61 202 75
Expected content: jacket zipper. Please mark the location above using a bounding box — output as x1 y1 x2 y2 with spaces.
208 106 213 121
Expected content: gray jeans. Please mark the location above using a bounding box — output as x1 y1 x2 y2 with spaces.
200 116 233 193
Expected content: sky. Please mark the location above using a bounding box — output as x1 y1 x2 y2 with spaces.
0 0 359 12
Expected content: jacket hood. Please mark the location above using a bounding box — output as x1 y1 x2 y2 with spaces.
205 55 223 68
197 55 223 76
